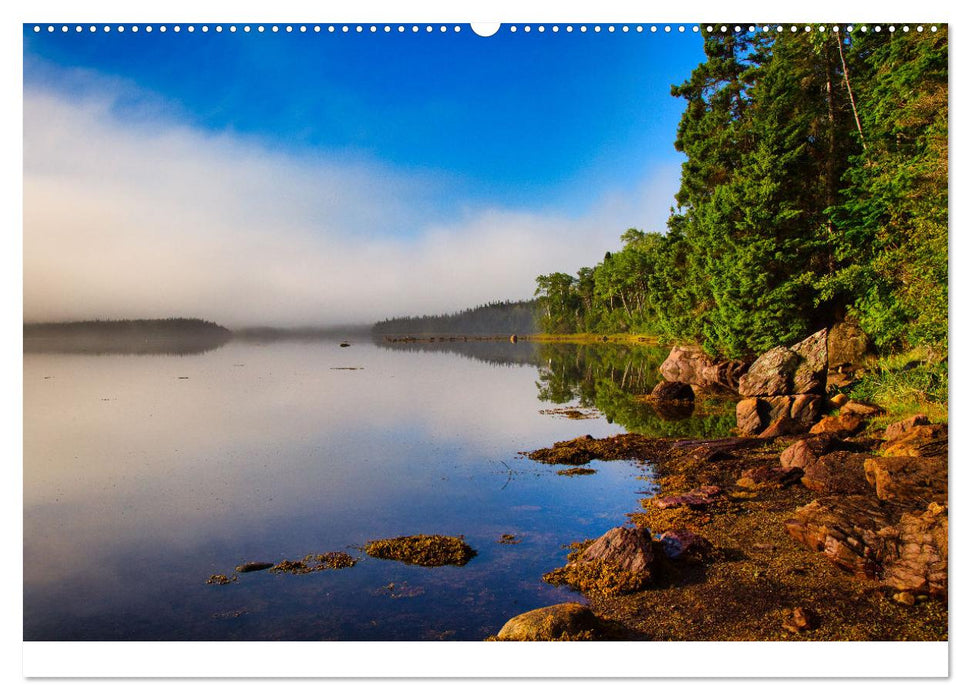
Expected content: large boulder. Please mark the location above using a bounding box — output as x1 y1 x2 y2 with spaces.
789 329 829 394
736 394 823 436
659 345 748 393
494 603 609 641
828 319 870 369
738 347 801 397
738 329 828 397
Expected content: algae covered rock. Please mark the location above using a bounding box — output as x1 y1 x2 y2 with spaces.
493 603 609 641
543 527 656 596
364 534 476 567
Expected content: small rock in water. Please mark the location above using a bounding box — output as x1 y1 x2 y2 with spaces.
206 574 237 585
339 342 350 347
235 561 275 573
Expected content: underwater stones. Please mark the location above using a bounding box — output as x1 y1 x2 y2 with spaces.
364 534 476 567
493 603 610 641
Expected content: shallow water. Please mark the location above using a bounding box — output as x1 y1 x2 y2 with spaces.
23 338 726 641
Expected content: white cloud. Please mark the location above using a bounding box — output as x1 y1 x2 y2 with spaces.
24 81 680 327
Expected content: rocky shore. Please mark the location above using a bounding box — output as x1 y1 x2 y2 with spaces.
493 326 948 641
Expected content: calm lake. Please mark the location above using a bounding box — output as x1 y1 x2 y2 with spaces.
23 337 733 641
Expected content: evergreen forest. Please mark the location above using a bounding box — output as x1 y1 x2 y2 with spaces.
534 27 948 361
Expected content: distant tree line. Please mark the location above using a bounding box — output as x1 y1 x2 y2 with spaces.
535 27 947 360
372 300 538 336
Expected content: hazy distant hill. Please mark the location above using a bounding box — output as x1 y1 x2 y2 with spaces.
23 318 232 355
372 300 538 336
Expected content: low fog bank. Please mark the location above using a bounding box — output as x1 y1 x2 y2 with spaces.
24 81 679 327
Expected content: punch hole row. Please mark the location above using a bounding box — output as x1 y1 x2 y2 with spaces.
31 24 941 35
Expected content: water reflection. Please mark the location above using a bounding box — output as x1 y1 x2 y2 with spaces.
24 339 651 641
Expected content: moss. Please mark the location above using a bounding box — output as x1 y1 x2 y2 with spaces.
542 540 653 596
364 534 477 567
543 560 652 597
525 433 670 465
269 551 359 574
498 534 522 545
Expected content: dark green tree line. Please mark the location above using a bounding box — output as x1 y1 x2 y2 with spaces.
534 26 947 359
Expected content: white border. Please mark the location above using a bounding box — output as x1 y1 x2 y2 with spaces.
7 0 965 686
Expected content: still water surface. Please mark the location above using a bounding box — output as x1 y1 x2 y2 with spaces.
23 338 725 641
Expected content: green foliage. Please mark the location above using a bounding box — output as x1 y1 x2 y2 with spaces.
533 28 947 360
846 350 948 422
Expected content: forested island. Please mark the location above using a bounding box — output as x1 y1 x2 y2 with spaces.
23 318 232 355
373 300 538 336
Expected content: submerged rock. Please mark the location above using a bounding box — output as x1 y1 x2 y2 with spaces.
235 561 274 573
493 603 610 641
364 534 476 567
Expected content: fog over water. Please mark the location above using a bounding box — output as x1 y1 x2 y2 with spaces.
23 81 680 327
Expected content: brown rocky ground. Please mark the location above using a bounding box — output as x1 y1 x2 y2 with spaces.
524 427 948 641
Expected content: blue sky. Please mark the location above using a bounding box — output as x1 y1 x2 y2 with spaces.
23 24 705 324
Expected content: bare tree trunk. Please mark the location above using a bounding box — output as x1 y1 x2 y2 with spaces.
836 34 868 156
